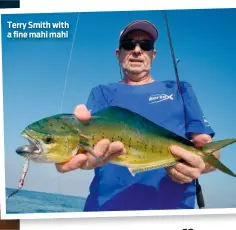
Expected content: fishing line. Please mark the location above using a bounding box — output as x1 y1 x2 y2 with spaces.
55 12 81 203
162 10 205 209
60 13 81 113
7 13 81 201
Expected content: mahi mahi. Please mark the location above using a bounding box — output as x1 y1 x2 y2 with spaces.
16 106 236 177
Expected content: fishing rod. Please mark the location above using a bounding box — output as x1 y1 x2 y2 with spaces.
162 10 205 209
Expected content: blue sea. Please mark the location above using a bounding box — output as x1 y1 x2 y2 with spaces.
6 188 86 214
6 187 236 214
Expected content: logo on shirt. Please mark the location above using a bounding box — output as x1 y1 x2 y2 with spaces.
203 116 210 127
149 94 174 104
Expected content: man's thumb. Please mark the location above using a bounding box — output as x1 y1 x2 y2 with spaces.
192 133 211 148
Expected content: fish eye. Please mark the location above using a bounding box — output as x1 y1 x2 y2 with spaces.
44 135 54 144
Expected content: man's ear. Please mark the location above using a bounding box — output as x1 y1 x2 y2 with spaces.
116 49 120 61
149 49 157 65
152 49 157 59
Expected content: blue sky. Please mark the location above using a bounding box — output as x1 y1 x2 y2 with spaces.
1 8 236 209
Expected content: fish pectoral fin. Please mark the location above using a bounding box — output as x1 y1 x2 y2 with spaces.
79 133 92 140
79 141 103 163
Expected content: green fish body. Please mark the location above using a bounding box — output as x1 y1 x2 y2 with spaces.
16 106 236 177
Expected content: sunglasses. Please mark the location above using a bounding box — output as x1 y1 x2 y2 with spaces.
119 39 154 51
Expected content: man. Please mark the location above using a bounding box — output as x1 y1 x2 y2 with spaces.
56 20 219 211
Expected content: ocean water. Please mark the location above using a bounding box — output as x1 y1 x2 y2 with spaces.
5 188 86 214
5 187 236 215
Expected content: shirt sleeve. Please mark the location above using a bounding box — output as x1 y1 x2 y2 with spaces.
181 82 215 139
86 85 109 115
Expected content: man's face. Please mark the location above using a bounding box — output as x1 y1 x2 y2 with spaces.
116 30 156 79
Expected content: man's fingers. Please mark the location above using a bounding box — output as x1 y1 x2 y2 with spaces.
56 139 126 172
192 133 211 147
81 140 125 169
56 154 88 173
104 141 125 159
73 104 91 123
104 141 126 163
170 145 205 169
93 139 111 160
174 163 201 179
167 167 193 184
81 139 110 169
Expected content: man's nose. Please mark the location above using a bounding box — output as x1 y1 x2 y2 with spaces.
133 44 142 54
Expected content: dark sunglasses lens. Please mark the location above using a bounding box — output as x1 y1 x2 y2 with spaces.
139 41 153 51
121 41 136 50
120 40 153 51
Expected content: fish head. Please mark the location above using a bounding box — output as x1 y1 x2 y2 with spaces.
16 114 82 163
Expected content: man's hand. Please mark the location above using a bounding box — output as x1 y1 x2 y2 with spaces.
166 134 218 184
55 104 126 173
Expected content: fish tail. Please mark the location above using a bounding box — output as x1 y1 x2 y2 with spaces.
200 138 236 177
